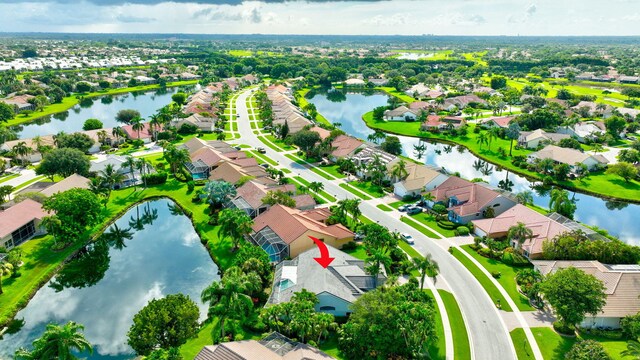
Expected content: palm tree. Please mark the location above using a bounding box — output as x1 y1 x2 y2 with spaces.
121 156 137 189
163 144 190 175
148 113 161 141
0 261 13 295
476 132 488 150
131 117 145 141
308 181 324 193
112 126 124 145
348 198 362 225
201 267 261 340
99 164 124 206
515 191 533 206
507 222 533 249
218 208 254 251
413 254 439 290
14 321 93 360
592 143 604 154
96 130 109 147
366 248 391 288
135 158 150 188
368 154 386 187
549 187 576 218
12 141 33 166
487 127 500 150
0 125 17 145
622 338 640 359
390 159 408 182
536 158 555 175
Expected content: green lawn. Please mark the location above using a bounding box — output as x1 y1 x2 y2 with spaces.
428 289 447 360
530 327 627 360
350 180 386 198
342 244 368 260
461 245 535 311
228 49 253 57
259 135 286 152
291 176 337 202
246 150 278 166
338 183 372 200
376 204 393 211
450 247 513 312
386 202 454 238
439 290 471 360
511 328 535 360
0 173 20 184
400 216 442 239
264 134 294 150
316 163 346 179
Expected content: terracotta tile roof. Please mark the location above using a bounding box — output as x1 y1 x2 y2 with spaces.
122 122 159 140
235 181 297 210
0 199 48 238
428 177 501 216
530 145 609 166
331 135 363 158
292 194 316 209
489 116 515 128
532 260 640 318
310 126 332 140
39 174 91 197
472 204 571 256
409 101 430 110
252 205 353 245
190 147 225 168
209 162 275 186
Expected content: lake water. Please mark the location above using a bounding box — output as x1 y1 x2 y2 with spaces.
0 199 219 359
13 86 195 139
307 90 640 245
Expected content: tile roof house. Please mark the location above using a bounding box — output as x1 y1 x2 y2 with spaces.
393 163 449 198
426 177 517 224
250 205 354 262
39 174 91 197
0 199 48 249
209 161 276 186
443 94 486 111
329 135 364 161
557 121 606 142
268 245 384 316
1 94 36 113
172 114 217 132
383 105 420 121
309 126 332 140
195 332 335 360
472 204 572 259
518 129 570 149
483 116 516 129
121 122 158 143
527 145 609 171
90 155 146 188
420 115 466 131
532 260 640 329
229 181 314 218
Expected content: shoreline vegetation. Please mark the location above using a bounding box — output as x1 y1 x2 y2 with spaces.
0 178 229 330
6 80 198 127
293 86 640 203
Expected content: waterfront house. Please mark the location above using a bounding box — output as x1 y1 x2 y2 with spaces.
329 135 364 161
518 129 570 149
383 106 420 121
268 245 384 316
250 205 354 262
229 181 315 218
393 163 448 198
527 145 609 171
0 199 48 249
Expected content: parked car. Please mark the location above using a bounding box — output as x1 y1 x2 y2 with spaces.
260 163 269 168
407 206 422 215
257 147 266 154
354 232 365 241
398 204 410 212
401 233 415 245
413 201 424 208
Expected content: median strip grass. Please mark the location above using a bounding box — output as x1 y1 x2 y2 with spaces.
439 290 471 360
461 245 535 311
338 183 372 200
247 150 278 166
377 204 393 211
400 216 442 239
450 247 513 312
0 173 20 184
292 176 337 202
511 328 535 360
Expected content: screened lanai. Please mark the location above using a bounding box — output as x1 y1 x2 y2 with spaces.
250 225 289 262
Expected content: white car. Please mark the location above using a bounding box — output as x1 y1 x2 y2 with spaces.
401 233 415 245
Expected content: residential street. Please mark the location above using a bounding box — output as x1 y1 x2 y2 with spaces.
234 89 529 360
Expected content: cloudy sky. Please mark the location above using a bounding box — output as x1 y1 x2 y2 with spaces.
0 0 639 35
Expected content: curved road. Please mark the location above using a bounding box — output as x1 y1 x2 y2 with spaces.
234 89 518 360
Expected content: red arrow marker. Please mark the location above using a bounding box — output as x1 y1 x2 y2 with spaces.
309 235 335 268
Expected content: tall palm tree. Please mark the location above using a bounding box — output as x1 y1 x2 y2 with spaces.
201 266 261 340
0 261 13 295
308 181 324 193
549 187 576 218
12 141 33 166
148 113 161 141
14 321 93 360
390 159 408 182
135 158 150 188
96 130 109 146
515 191 533 206
112 126 124 145
121 156 137 188
348 198 362 225
413 254 439 290
217 208 253 251
507 222 534 249
476 132 488 150
366 248 391 288
99 164 125 206
131 118 145 141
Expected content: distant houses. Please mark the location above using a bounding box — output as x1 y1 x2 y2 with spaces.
527 145 609 171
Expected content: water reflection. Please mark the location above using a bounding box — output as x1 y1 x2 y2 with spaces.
308 91 640 245
13 86 193 139
0 199 219 359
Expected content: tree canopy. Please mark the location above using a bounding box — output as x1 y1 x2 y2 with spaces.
127 293 200 355
36 147 91 179
115 109 141 124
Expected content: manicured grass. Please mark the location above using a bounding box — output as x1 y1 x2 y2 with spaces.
450 247 513 312
439 290 471 360
400 216 442 239
511 328 535 360
316 163 346 179
338 183 372 200
530 327 627 360
292 176 337 202
342 244 368 260
377 204 394 211
397 241 423 260
179 320 218 359
350 180 385 198
259 135 285 152
11 176 46 192
461 245 535 311
0 173 20 184
247 150 278 166
428 288 447 360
